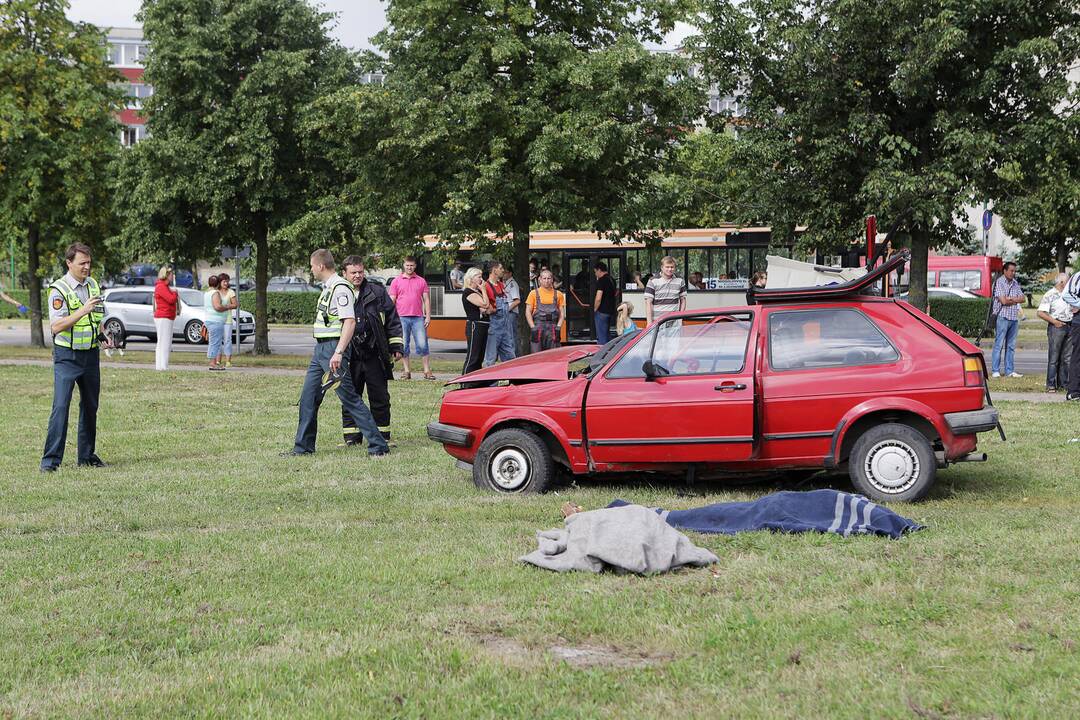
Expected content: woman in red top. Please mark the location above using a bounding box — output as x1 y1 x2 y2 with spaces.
153 265 179 371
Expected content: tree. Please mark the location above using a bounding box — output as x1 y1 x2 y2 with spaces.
0 0 121 346
124 0 356 353
693 0 1080 310
996 108 1080 274
295 0 704 353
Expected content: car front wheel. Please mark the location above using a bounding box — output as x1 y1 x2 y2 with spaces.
473 428 553 494
185 320 205 345
102 318 125 342
848 423 937 502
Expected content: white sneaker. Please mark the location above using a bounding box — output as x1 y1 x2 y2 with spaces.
991 372 1000 378
1008 372 1023 378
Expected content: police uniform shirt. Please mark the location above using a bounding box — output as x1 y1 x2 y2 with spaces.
48 272 91 323
327 273 356 321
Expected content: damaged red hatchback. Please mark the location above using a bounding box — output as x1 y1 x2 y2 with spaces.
427 253 1001 502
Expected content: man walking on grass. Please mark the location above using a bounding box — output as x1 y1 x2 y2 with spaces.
389 256 434 380
286 249 389 457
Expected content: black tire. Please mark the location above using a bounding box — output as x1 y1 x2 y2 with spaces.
184 320 205 345
848 423 937 502
102 318 126 342
472 428 553 494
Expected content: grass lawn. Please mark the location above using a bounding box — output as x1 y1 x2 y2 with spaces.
1 364 1078 717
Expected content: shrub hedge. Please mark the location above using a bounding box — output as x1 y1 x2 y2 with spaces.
926 296 993 338
236 291 319 324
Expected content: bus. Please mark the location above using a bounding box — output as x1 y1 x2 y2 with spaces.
926 255 1003 298
414 226 801 343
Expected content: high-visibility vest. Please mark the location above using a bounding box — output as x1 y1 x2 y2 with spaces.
51 277 103 350
312 279 356 339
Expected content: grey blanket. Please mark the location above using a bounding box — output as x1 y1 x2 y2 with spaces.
519 504 719 574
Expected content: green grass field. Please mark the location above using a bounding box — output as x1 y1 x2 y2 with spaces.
1 364 1078 717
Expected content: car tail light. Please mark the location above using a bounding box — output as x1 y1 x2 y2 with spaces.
963 356 984 387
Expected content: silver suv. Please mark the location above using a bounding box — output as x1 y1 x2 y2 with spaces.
101 287 255 344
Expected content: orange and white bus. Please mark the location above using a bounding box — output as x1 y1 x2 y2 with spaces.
414 226 801 343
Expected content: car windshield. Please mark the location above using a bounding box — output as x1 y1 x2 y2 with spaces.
587 331 641 373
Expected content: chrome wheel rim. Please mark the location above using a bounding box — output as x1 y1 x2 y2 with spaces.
489 447 530 491
187 323 202 342
864 439 919 493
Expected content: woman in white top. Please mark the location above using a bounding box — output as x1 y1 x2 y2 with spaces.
216 274 239 367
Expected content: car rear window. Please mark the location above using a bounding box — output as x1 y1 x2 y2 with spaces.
769 308 899 371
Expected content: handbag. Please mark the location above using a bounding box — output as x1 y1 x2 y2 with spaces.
200 324 209 342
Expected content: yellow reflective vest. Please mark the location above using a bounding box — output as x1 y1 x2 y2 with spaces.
312 278 356 339
51 277 103 350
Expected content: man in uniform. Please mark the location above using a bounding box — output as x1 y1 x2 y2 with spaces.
287 249 389 457
340 256 404 446
41 242 113 472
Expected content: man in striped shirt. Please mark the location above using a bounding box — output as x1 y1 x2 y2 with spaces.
1062 268 1080 400
644 255 687 326
990 261 1026 378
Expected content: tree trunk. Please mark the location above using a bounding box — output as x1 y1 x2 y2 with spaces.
253 214 271 355
512 205 532 356
26 224 45 348
907 226 930 313
1055 238 1068 275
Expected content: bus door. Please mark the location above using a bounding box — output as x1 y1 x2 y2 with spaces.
564 253 624 343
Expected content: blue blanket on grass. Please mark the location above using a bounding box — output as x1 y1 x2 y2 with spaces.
608 490 922 539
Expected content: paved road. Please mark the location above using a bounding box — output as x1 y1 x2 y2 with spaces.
0 321 467 357
0 321 1052 376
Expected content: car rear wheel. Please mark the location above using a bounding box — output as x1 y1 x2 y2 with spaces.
102 318 125 342
184 320 205 345
473 428 553 494
848 423 936 502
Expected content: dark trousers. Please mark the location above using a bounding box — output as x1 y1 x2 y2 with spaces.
1068 321 1080 396
1046 322 1072 390
342 350 391 444
42 346 100 470
463 319 489 376
294 340 388 455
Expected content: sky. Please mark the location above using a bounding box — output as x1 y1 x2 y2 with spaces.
67 0 691 52
69 0 390 51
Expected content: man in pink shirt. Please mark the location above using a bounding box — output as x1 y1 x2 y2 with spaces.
389 256 434 380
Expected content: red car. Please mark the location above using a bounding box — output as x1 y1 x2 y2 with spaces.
427 253 1001 502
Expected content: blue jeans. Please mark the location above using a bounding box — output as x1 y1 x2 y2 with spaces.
1046 323 1071 389
294 340 388 455
594 311 612 345
484 301 516 366
400 316 429 356
42 346 100 469
206 321 225 360
991 315 1019 374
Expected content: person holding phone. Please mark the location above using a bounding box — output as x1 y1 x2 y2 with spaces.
41 242 113 472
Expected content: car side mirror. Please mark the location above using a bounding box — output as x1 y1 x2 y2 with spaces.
642 360 659 381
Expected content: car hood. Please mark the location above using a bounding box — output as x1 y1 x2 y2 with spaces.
448 345 598 384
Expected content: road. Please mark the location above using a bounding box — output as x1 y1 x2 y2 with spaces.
0 321 1051 375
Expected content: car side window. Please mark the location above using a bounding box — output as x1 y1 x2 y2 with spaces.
769 308 899 371
108 292 129 304
606 312 753 379
606 328 655 379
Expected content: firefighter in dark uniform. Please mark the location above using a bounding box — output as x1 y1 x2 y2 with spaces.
340 256 404 446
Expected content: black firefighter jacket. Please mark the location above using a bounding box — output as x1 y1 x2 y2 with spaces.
350 279 404 375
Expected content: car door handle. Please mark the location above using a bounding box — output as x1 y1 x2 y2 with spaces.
714 383 747 392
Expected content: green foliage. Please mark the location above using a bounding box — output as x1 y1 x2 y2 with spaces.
926 296 992 338
119 0 357 352
236 291 317 324
691 0 1080 310
0 0 124 344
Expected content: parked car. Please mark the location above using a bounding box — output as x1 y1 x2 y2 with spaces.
427 252 1001 503
267 276 318 292
122 264 197 288
899 287 980 301
101 287 255 344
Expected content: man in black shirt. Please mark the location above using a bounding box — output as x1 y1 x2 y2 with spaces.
593 261 617 344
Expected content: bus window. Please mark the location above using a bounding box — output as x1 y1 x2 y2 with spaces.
711 248 729 279
752 248 768 274
688 249 708 290
422 255 446 287
731 248 751 279
938 270 982 291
